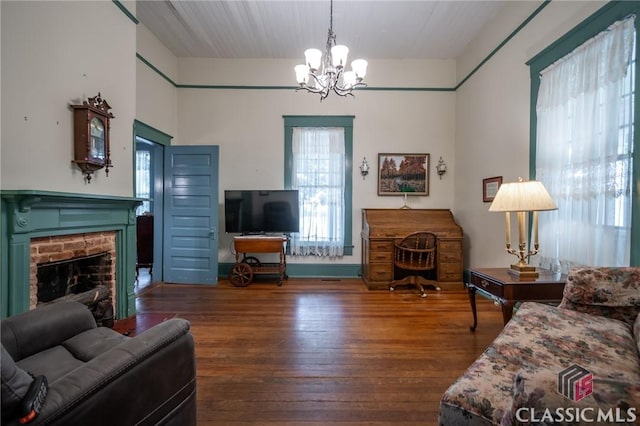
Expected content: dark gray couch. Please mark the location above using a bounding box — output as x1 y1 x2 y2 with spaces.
1 301 196 425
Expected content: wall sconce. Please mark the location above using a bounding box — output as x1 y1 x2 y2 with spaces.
436 156 447 180
359 157 370 180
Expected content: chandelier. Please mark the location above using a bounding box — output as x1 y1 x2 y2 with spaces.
294 0 368 101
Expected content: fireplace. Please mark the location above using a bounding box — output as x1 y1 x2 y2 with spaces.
31 232 117 326
36 252 112 303
1 191 140 319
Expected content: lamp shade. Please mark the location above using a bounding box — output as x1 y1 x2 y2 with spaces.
304 48 322 71
351 59 368 79
342 70 356 87
294 64 310 84
331 45 349 67
488 180 557 212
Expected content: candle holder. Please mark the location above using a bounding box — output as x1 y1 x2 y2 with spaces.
489 178 557 279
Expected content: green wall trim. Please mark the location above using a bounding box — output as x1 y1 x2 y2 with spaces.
527 1 640 266
134 120 173 146
455 0 551 91
219 262 361 279
135 1 550 94
179 84 297 90
283 115 355 127
112 0 138 25
0 191 142 319
136 53 177 87
177 84 456 92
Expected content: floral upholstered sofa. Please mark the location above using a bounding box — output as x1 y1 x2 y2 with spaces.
439 267 640 425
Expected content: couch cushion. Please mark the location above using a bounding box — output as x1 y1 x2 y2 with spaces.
439 302 640 425
559 267 640 326
1 344 34 420
635 313 640 357
63 327 130 362
17 346 84 384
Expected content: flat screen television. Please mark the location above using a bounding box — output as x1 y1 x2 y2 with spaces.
224 190 299 234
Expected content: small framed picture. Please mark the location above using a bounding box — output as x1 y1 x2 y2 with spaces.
378 153 430 196
483 176 502 202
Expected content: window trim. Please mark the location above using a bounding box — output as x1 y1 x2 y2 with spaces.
283 115 354 256
527 2 640 266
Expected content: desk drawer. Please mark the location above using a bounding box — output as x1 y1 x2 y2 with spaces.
369 263 393 281
471 274 503 297
370 240 393 251
438 263 462 282
370 250 393 262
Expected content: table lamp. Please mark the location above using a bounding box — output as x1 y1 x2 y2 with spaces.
488 178 557 279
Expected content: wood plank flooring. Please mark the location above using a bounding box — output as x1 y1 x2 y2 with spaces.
132 278 504 425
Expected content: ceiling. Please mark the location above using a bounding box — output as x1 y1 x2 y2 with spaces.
136 1 509 60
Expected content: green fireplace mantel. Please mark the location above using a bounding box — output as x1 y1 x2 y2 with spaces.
1 190 142 319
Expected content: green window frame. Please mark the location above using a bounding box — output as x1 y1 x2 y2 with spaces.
527 1 640 266
283 115 354 256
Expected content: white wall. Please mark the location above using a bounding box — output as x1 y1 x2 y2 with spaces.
136 23 178 138
454 1 606 268
0 1 137 196
175 58 457 264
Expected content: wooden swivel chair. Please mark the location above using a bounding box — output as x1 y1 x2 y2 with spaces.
389 231 441 298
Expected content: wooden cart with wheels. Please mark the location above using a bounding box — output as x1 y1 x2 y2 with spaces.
229 236 288 287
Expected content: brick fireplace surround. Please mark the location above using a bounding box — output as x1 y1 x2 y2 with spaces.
31 231 117 310
1 190 140 319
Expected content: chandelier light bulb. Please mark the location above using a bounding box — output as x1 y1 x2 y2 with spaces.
304 48 322 72
331 45 349 68
295 64 310 85
342 71 356 88
351 59 368 79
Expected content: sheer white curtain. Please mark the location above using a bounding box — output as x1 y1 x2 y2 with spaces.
135 150 151 216
536 16 635 272
290 127 345 257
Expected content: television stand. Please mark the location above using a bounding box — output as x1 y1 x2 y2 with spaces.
229 235 288 287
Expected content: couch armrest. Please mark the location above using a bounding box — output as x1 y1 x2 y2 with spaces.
13 318 196 426
1 302 96 361
558 267 640 326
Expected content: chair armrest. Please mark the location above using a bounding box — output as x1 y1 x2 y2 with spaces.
1 302 96 361
558 267 640 326
13 318 196 426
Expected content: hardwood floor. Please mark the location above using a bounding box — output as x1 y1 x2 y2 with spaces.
132 278 504 425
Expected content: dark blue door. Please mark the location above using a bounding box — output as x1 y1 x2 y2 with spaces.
163 145 219 284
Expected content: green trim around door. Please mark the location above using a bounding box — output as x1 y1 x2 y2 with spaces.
133 120 173 146
527 1 640 266
283 115 355 256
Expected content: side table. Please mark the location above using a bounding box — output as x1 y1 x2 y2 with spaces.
467 268 566 331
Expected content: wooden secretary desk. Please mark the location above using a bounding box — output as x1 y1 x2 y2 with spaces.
361 209 464 290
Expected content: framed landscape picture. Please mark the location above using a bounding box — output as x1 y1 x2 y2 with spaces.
377 153 429 196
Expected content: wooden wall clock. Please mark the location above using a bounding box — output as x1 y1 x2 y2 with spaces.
70 93 114 183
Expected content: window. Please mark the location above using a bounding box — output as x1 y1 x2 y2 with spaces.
135 140 152 216
284 116 354 257
529 5 639 269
